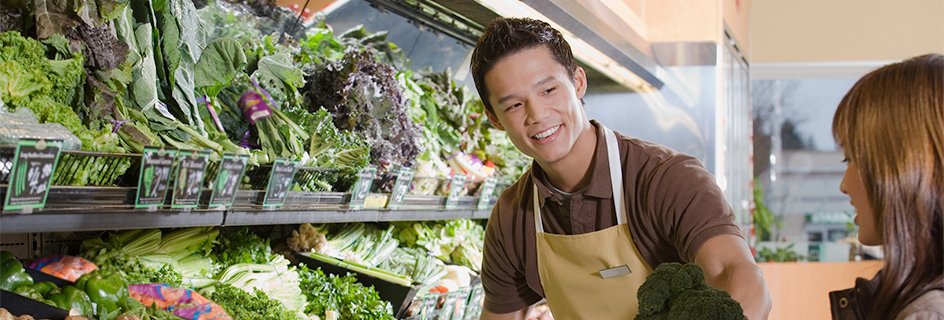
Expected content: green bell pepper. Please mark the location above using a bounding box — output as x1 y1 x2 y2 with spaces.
12 285 43 300
48 286 94 317
75 271 129 316
30 281 58 297
1 258 34 291
0 251 16 263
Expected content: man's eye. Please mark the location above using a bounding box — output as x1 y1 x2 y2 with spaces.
505 103 522 111
543 87 556 95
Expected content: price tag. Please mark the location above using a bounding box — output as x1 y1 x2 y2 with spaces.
477 177 498 210
135 147 178 209
363 195 388 208
209 153 249 209
3 139 63 214
465 284 484 315
452 286 471 320
262 159 299 207
440 291 459 320
419 293 439 320
445 174 467 209
348 165 376 210
386 167 414 209
170 150 209 210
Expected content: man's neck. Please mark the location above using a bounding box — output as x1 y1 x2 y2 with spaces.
538 124 598 193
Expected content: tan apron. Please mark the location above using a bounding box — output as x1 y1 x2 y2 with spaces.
534 127 653 319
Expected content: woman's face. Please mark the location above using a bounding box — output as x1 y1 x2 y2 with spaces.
840 159 881 245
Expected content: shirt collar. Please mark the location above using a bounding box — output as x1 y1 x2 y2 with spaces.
530 120 614 205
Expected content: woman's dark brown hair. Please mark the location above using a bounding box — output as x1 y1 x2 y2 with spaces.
470 17 578 114
832 53 944 320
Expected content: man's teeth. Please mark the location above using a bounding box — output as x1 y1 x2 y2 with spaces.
533 126 560 140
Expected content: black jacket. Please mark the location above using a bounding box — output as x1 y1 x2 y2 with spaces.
829 275 880 320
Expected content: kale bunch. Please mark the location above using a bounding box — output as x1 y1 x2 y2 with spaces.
635 262 743 320
303 51 424 169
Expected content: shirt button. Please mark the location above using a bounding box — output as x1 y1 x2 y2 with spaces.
839 297 849 308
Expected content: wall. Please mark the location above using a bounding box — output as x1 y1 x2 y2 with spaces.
752 0 944 63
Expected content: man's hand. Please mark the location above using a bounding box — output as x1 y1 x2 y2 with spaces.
694 234 772 320
480 306 534 320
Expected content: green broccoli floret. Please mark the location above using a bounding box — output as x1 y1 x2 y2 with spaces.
667 287 744 320
635 263 741 320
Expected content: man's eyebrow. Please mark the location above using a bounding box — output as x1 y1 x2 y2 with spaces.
495 76 556 106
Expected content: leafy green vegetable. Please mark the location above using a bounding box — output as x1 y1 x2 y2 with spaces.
194 38 247 98
304 108 370 190
206 283 305 320
297 265 395 320
303 51 424 169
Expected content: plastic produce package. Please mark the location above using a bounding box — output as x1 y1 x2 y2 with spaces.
129 284 232 320
0 105 82 150
27 255 98 282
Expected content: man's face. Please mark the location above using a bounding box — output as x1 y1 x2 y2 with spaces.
483 46 591 166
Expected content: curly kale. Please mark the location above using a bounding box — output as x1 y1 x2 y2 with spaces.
635 262 742 320
303 51 424 169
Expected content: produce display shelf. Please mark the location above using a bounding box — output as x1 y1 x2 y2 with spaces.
0 209 226 233
0 186 495 233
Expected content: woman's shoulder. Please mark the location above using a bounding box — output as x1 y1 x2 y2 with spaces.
895 290 944 320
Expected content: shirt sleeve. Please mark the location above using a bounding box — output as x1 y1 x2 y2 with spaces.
481 198 544 313
648 155 743 262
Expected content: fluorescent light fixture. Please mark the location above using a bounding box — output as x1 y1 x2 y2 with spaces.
475 0 653 92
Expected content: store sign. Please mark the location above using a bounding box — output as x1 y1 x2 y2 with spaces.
476 177 497 210
451 286 472 320
209 153 249 209
135 147 178 210
3 139 62 214
171 150 209 210
386 167 414 209
445 174 467 209
348 165 377 210
262 159 299 208
807 211 854 225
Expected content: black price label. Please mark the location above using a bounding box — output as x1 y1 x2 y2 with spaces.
453 286 471 320
135 147 178 209
419 294 439 320
171 150 210 209
445 174 467 209
348 165 376 210
209 153 249 208
263 159 299 207
466 284 484 315
386 167 414 209
477 177 498 210
3 139 63 213
440 291 459 320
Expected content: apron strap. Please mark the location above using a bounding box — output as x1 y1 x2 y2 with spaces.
534 126 625 233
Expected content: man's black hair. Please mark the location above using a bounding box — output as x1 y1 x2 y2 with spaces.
470 17 578 113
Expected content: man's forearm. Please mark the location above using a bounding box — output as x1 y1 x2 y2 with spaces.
708 261 772 320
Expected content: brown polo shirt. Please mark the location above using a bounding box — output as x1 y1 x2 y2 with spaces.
481 121 742 313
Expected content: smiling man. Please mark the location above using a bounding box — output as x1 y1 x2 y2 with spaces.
470 17 771 320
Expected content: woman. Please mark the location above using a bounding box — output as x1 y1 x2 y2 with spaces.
830 53 944 320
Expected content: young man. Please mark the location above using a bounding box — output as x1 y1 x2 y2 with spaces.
470 17 771 320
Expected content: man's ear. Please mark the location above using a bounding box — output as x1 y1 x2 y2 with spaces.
574 66 588 99
485 109 505 131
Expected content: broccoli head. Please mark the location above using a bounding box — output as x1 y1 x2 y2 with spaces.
635 262 741 320
667 287 744 320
